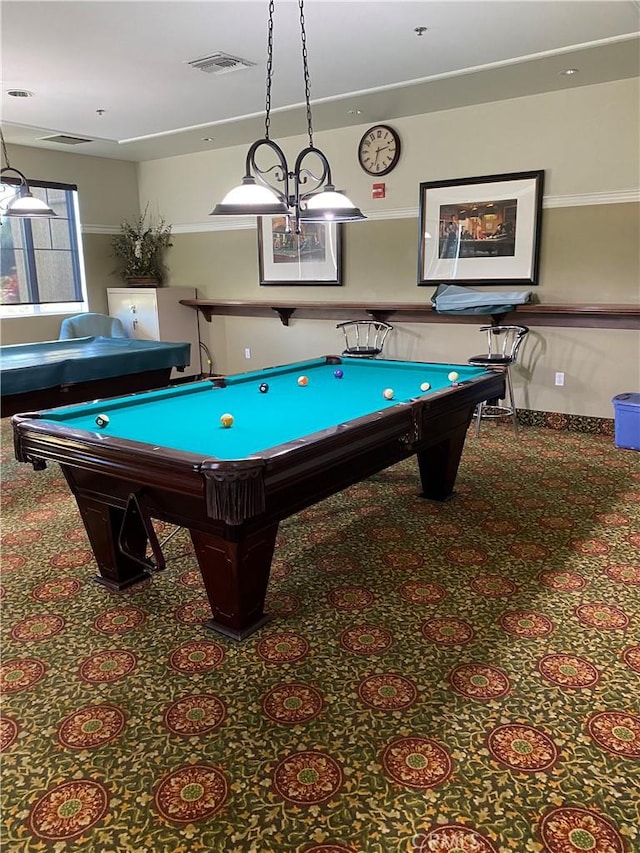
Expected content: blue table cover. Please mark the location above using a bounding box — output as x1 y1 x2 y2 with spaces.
0 336 190 396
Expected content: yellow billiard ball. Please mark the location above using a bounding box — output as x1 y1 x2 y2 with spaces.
382 388 394 400
448 371 459 383
420 381 431 392
297 375 309 386
220 413 234 428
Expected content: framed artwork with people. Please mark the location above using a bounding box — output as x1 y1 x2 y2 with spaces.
258 217 343 286
417 170 544 286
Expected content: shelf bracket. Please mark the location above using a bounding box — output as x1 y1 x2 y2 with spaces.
367 310 393 324
271 307 296 326
191 305 214 322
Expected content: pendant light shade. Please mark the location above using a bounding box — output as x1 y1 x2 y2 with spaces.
300 186 365 222
211 176 289 217
1 128 58 220
3 184 57 218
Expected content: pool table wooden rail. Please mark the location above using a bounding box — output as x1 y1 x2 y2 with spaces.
12 367 504 641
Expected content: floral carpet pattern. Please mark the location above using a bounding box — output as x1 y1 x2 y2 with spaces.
1 418 639 853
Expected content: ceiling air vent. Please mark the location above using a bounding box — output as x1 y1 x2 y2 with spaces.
187 52 256 75
40 134 93 145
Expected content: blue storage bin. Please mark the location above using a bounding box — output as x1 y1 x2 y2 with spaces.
612 393 640 451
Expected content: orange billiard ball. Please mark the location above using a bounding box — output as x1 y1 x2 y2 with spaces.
297 375 309 387
220 413 234 428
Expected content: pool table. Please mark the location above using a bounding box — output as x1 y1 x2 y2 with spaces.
1 336 191 417
13 356 504 640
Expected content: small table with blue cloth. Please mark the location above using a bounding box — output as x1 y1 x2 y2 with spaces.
1 336 191 417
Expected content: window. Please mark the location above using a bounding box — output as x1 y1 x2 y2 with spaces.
0 179 88 317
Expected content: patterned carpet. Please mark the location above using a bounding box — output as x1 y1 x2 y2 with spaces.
1 416 639 853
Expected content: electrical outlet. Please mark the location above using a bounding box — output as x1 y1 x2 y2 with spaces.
244 348 251 359
555 372 565 387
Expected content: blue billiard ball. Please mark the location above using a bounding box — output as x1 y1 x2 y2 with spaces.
334 369 344 379
259 383 269 393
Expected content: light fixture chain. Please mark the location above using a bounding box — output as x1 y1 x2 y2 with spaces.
264 0 276 140
298 0 314 148
0 127 11 169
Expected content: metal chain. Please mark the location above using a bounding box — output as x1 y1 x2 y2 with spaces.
298 0 314 148
264 0 275 140
0 127 10 169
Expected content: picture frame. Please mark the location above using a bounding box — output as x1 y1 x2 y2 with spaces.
417 170 544 287
258 217 343 286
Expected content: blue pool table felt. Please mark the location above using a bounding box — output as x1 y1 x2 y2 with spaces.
41 357 490 459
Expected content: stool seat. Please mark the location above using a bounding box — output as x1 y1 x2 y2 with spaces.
469 354 513 366
468 325 529 437
345 346 382 357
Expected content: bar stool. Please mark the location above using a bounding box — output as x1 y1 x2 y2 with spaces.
468 325 529 437
337 320 393 358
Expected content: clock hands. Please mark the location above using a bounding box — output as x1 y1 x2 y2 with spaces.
373 143 391 164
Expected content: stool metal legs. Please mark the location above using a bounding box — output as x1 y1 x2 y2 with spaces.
474 367 519 437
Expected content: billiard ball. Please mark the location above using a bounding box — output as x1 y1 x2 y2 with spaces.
420 381 431 392
382 388 394 400
334 369 344 379
259 383 269 393
297 375 309 386
220 413 234 428
448 371 459 383
95 414 110 428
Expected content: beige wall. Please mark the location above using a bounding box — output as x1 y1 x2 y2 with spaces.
2 78 639 418
138 79 639 221
165 203 639 417
0 146 139 345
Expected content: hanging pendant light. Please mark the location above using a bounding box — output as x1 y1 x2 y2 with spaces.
211 0 365 232
0 127 57 218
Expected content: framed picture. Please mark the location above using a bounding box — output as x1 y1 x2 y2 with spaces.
417 170 544 287
258 217 343 286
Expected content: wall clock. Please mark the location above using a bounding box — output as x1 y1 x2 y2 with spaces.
357 124 401 176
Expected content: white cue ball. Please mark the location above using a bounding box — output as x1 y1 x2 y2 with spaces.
448 371 459 382
95 413 110 428
420 381 431 392
382 388 395 400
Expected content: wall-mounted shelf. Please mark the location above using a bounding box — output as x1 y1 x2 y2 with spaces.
180 299 639 330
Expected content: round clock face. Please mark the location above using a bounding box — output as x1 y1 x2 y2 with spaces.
358 124 401 176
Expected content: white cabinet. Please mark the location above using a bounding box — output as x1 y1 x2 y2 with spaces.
107 286 201 379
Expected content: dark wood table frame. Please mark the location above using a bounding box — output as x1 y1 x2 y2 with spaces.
1 368 176 418
13 364 504 641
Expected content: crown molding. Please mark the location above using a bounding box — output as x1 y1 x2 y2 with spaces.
83 189 640 235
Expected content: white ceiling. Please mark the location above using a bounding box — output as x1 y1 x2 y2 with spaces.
2 0 639 162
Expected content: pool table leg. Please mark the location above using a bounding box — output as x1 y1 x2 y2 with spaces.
74 497 152 591
189 523 278 641
416 423 469 501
